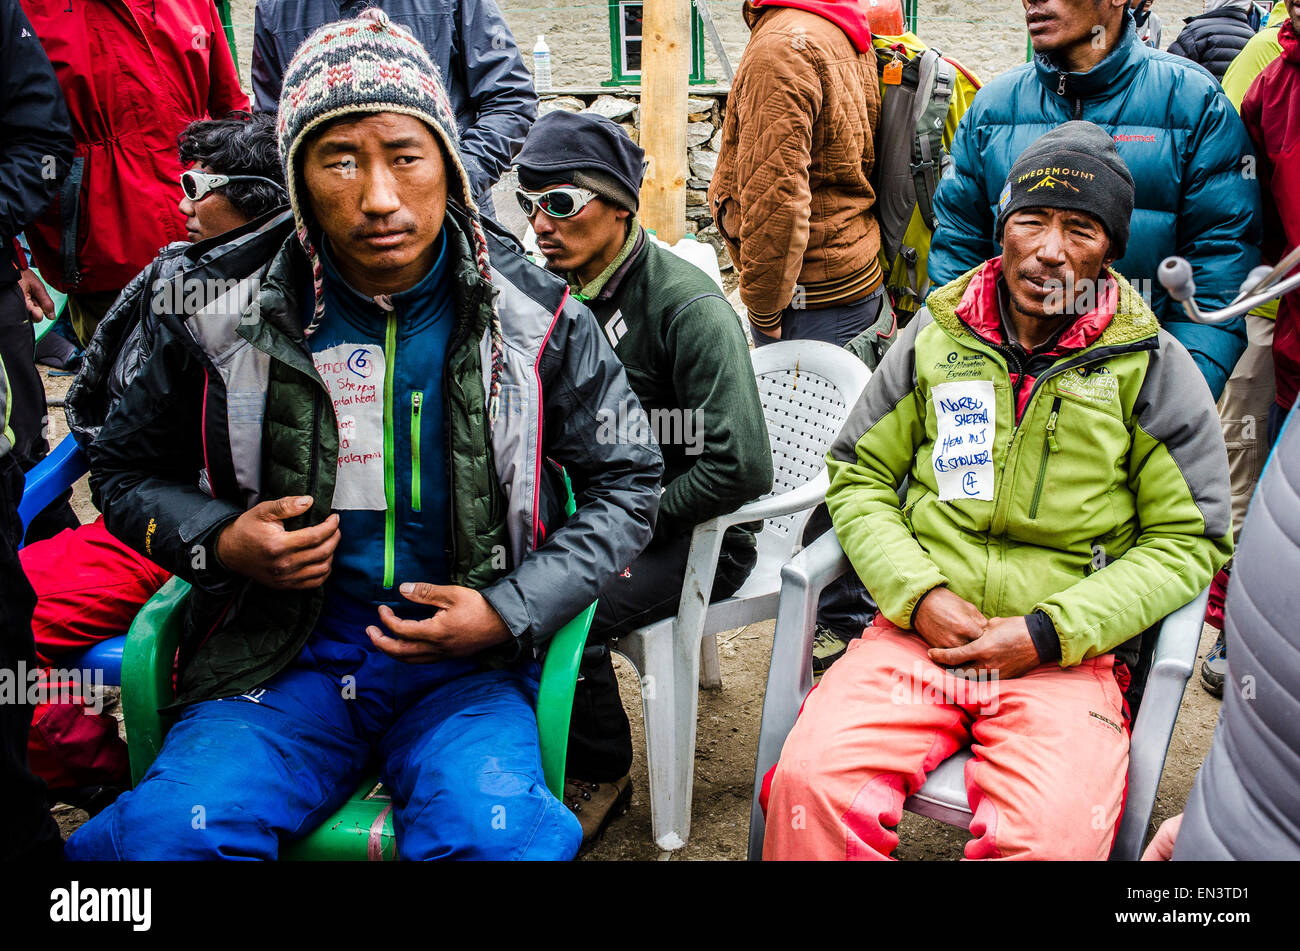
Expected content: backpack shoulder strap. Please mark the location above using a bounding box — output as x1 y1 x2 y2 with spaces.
910 50 956 231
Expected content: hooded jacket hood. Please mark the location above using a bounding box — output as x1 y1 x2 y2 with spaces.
1283 19 1300 62
1202 0 1252 12
746 0 874 53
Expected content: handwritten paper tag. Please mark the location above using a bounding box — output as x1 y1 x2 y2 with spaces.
314 343 387 511
932 380 995 501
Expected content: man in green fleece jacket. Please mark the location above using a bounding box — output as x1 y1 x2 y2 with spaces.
515 112 773 847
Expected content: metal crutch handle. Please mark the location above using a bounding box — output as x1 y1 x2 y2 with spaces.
1159 244 1300 324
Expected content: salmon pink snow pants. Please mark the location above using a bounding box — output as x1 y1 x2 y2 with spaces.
763 619 1130 860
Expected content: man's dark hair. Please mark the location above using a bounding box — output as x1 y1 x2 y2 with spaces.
179 111 285 219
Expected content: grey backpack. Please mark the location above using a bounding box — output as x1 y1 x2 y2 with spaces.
871 38 969 323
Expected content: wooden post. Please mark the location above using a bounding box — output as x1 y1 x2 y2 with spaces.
639 0 691 243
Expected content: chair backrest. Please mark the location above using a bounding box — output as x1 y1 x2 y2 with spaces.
749 340 872 566
18 436 90 547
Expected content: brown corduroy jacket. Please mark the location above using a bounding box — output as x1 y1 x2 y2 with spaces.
710 3 883 328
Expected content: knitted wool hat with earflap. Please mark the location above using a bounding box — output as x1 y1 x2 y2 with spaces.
275 7 505 421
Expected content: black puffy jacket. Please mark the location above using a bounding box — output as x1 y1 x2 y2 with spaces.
1168 6 1259 81
64 209 296 446
64 243 188 446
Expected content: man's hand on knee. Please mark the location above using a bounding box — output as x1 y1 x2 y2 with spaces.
215 496 341 589
927 615 1039 679
914 587 987 650
367 583 512 662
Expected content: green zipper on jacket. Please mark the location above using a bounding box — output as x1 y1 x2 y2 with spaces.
410 390 423 513
1027 397 1062 520
383 312 397 589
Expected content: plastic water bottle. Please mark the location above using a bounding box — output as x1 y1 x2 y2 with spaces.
533 35 552 92
668 233 725 291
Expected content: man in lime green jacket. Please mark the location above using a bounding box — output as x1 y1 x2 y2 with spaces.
765 122 1232 860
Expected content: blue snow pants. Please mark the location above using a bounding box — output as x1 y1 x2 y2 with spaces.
64 591 581 860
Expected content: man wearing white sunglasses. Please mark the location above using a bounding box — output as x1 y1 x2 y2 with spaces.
515 111 773 850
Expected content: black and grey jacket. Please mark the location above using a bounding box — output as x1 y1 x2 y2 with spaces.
88 202 662 704
65 209 298 445
64 243 188 446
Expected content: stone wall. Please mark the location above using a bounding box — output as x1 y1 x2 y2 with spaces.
229 0 1210 106
497 0 1207 90
224 0 1212 271
536 89 733 268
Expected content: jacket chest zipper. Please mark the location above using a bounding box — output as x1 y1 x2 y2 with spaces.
1027 397 1062 520
1057 73 1067 96
307 386 322 505
410 391 423 513
960 328 1153 546
383 313 397 589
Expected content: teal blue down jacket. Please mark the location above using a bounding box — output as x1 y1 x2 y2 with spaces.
928 13 1262 399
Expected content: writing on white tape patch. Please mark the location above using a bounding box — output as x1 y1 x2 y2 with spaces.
932 379 995 501
314 342 387 510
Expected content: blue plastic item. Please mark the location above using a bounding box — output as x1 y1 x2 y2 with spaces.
18 437 89 546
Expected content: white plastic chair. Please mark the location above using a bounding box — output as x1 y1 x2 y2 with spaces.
746 529 1211 860
610 339 871 851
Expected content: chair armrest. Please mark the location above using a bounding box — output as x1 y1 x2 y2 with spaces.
18 437 89 544
701 471 830 532
676 471 833 651
536 600 598 799
782 525 853 594
122 577 192 785
748 530 853 858
1146 589 1209 674
1110 586 1209 861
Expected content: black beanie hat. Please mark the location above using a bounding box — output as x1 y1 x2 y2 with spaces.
995 121 1135 259
515 111 646 213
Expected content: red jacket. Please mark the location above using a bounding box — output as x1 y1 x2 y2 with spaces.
1242 20 1300 410
20 0 247 294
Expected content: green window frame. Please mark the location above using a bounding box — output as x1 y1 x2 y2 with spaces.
604 0 713 86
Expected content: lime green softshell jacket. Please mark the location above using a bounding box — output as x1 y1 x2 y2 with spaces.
826 263 1233 666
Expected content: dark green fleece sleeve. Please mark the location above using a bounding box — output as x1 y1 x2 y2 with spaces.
657 294 773 537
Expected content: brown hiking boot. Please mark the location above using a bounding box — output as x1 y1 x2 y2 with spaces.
564 773 632 850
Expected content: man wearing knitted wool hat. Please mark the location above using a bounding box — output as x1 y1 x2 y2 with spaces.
65 9 663 861
764 123 1232 860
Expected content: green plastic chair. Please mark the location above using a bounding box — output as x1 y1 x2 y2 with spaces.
121 486 597 861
